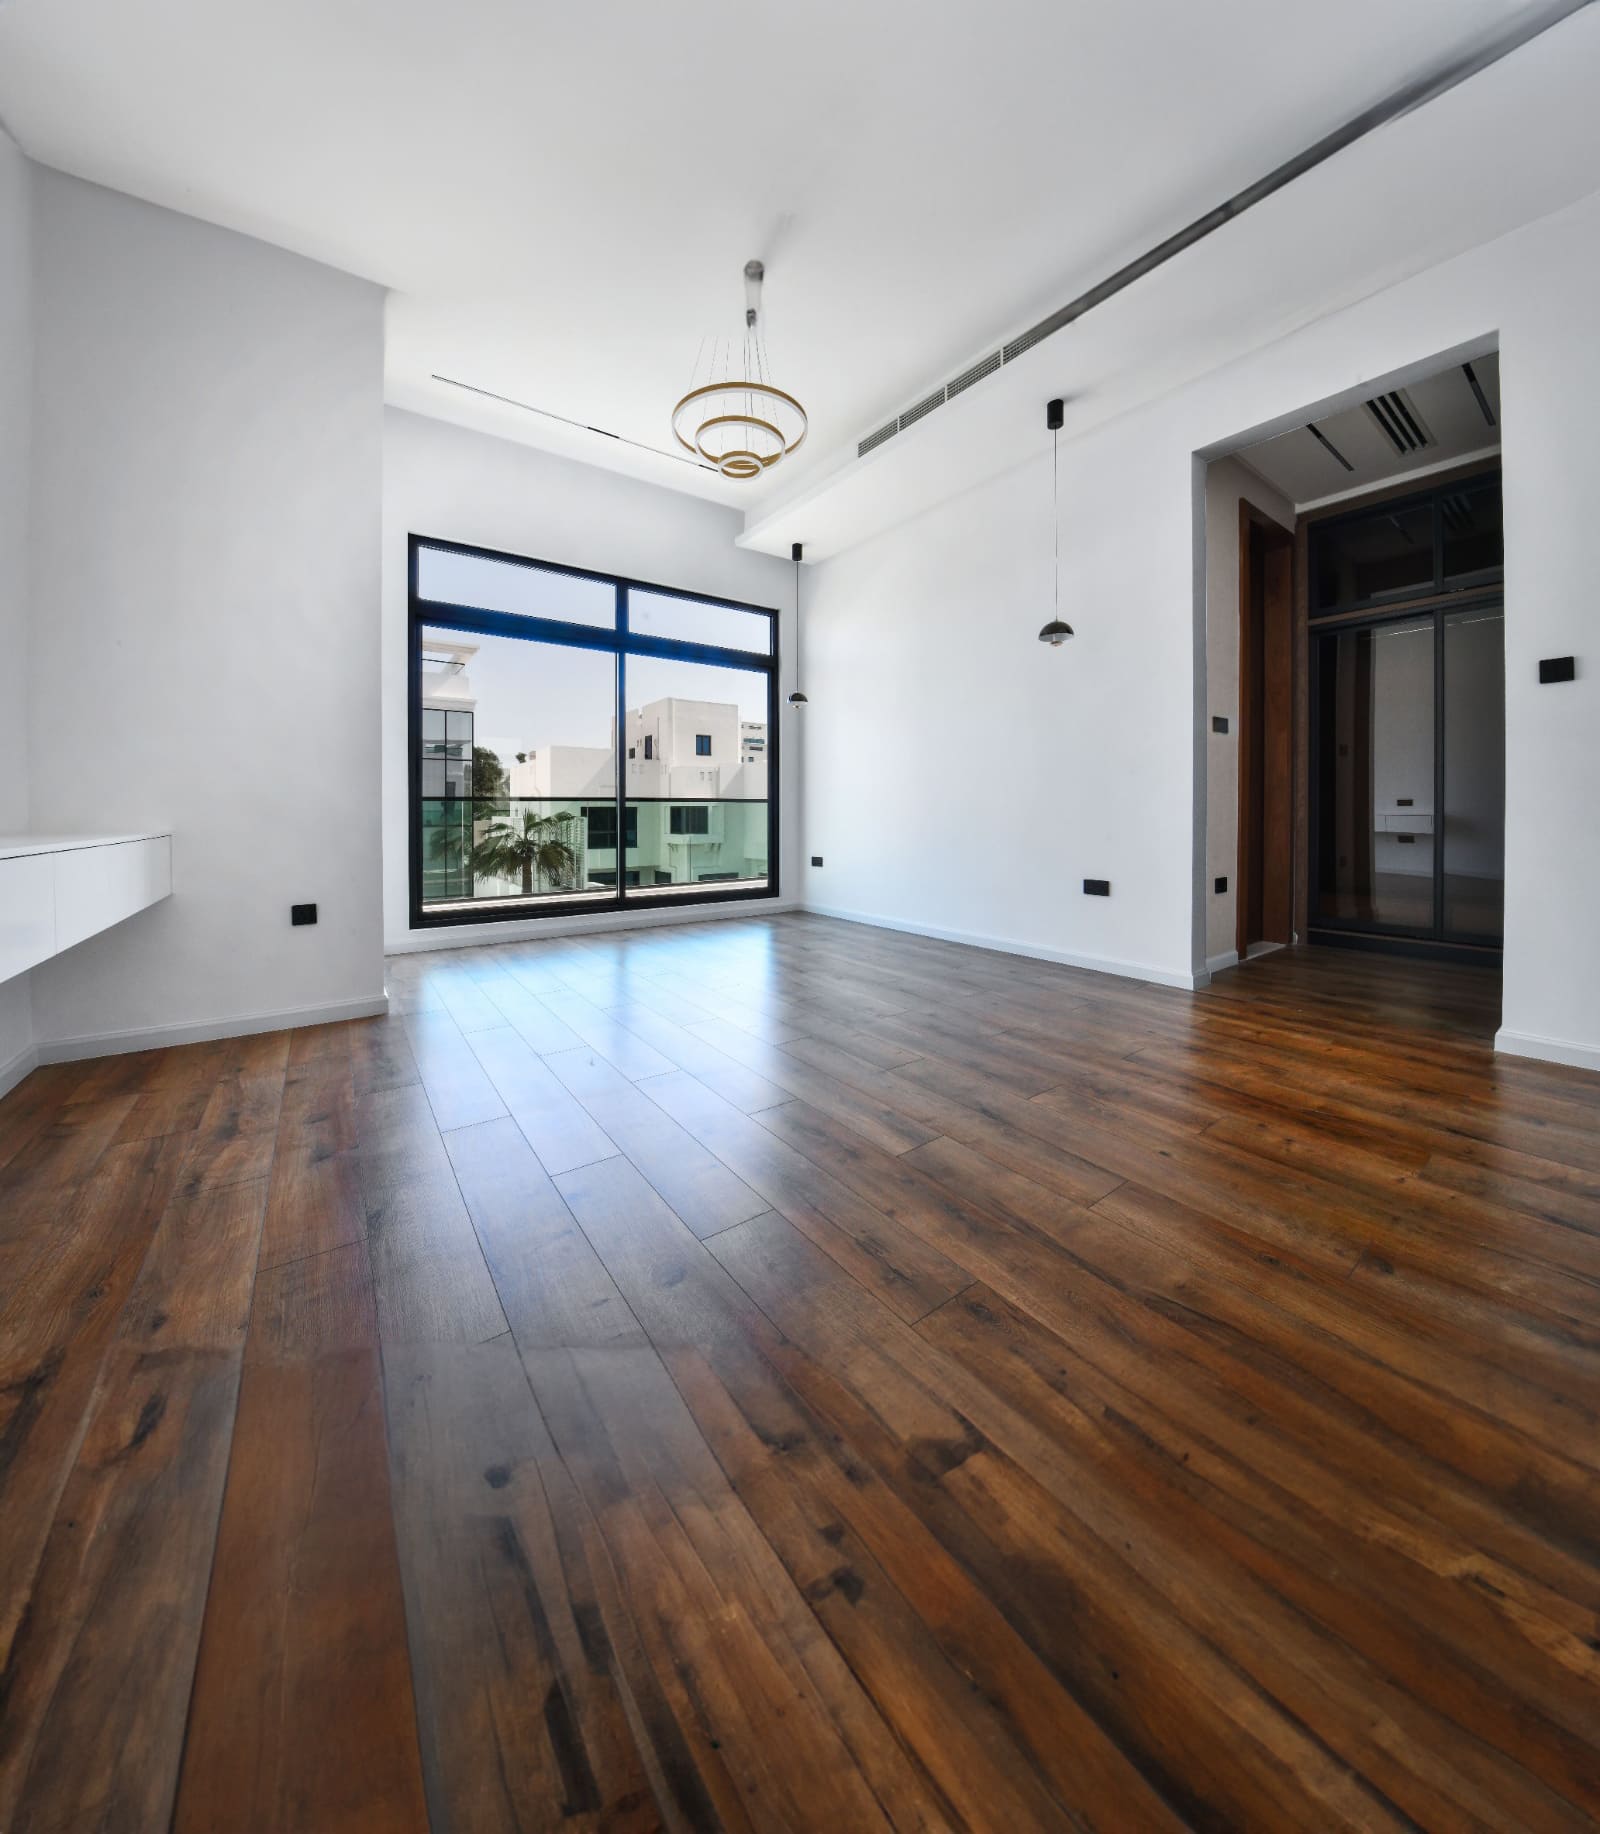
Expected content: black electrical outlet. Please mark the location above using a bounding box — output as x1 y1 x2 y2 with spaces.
1211 715 1229 734
1396 833 1416 845
1214 876 1228 894
1083 878 1110 897
1397 797 1414 807
810 855 824 868
291 903 318 926
1539 655 1576 684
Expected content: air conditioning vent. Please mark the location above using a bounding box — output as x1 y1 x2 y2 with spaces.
946 351 1001 398
857 419 900 457
1365 390 1433 457
1002 319 1056 366
898 388 946 432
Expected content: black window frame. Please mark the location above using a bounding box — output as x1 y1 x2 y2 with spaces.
408 533 780 929
695 733 712 756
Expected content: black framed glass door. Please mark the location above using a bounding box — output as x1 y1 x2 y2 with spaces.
1310 597 1503 949
408 535 779 929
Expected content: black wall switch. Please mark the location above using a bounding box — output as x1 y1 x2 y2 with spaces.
1539 656 1576 684
1214 876 1228 894
1212 715 1229 734
291 903 318 926
1083 878 1111 897
810 856 824 868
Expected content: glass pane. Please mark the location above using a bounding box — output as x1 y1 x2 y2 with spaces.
418 623 617 910
1313 502 1434 611
1443 606 1504 940
417 544 616 629
1315 618 1435 930
623 652 769 896
628 588 773 654
1441 481 1503 581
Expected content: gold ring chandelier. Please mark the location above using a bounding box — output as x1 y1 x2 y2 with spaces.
672 260 808 481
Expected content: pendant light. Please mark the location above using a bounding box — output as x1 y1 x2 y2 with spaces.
788 541 808 706
1037 396 1075 646
673 260 809 481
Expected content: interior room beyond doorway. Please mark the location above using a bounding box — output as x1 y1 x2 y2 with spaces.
1207 348 1505 979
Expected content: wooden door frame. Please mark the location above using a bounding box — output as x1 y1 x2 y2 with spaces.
1237 500 1297 957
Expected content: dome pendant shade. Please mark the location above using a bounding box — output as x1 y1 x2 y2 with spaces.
1038 618 1075 646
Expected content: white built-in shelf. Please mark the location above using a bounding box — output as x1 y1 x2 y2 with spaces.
0 833 172 983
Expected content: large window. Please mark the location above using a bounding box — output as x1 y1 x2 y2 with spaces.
410 537 777 925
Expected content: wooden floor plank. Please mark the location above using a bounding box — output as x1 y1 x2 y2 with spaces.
174 1240 429 1834
0 1174 269 1832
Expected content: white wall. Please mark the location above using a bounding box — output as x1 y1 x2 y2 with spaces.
0 127 33 1089
801 407 1204 988
382 407 797 950
803 183 1600 1060
1203 457 1294 966
25 170 387 1051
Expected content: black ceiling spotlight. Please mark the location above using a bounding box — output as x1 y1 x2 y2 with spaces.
787 541 808 705
1038 396 1075 647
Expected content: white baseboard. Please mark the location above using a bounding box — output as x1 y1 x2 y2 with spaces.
800 902 1208 991
36 992 391 1064
0 1038 40 1101
386 896 801 955
1494 1027 1600 1075
1206 950 1240 974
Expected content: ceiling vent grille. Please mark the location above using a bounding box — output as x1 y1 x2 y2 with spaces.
898 387 947 432
1365 390 1434 457
946 350 1001 398
857 419 900 457
1002 319 1056 366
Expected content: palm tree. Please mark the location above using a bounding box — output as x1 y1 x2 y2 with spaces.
471 807 578 897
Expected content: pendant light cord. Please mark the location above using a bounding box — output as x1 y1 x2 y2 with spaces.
795 548 803 690
1052 425 1060 620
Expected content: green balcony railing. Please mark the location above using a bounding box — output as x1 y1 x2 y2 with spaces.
420 797 769 908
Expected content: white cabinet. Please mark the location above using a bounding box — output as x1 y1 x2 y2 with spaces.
0 853 56 984
0 835 172 982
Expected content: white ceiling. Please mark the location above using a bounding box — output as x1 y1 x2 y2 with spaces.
1235 354 1502 510
0 0 1569 516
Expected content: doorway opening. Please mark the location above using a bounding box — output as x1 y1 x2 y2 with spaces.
1208 347 1504 973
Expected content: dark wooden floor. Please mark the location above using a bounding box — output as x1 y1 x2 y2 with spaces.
3 915 1598 1832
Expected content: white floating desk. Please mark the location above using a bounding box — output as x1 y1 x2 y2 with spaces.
0 833 172 984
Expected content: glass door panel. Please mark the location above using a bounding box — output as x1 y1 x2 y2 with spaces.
1315 618 1436 931
623 653 770 896
1443 606 1505 941
418 625 616 911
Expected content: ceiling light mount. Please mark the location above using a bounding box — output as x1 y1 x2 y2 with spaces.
674 260 808 482
1038 397 1075 647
